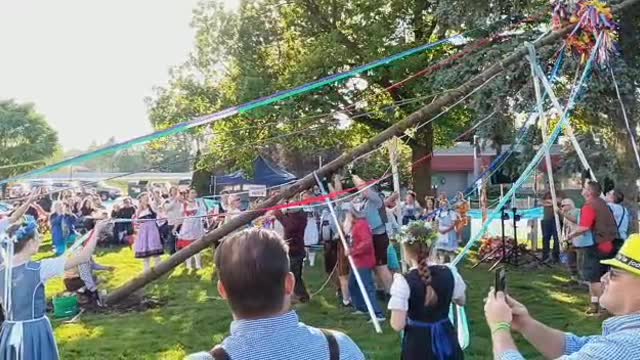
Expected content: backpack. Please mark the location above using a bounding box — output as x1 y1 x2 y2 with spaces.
588 197 619 244
209 329 340 360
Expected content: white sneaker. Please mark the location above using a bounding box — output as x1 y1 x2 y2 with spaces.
368 316 386 323
351 310 366 315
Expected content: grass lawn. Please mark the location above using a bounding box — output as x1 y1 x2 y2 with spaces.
34 238 602 360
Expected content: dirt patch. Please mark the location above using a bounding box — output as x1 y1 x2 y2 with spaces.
49 292 166 317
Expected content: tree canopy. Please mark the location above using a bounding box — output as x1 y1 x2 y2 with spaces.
147 0 639 205
0 100 59 179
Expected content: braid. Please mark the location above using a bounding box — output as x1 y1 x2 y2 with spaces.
416 243 438 307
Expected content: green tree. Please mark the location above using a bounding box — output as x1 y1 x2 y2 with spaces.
0 100 59 179
149 0 549 199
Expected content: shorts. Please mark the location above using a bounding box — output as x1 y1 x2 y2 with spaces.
337 241 350 277
372 233 389 266
324 240 338 274
576 246 604 283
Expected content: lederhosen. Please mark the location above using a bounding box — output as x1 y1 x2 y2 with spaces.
209 329 340 360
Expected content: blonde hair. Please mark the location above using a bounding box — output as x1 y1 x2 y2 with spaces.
403 241 438 307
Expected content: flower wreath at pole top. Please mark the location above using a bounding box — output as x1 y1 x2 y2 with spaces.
553 0 619 65
396 220 438 246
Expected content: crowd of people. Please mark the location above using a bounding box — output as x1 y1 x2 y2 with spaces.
1 176 639 359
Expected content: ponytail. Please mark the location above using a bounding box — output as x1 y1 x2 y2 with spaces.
417 243 438 307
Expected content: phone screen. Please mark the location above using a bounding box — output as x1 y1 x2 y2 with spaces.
495 267 507 293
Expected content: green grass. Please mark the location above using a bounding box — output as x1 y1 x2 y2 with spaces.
33 238 601 360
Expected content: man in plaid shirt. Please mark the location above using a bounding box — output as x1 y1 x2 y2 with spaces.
484 234 640 359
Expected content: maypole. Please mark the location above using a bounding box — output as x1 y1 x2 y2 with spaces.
104 0 640 305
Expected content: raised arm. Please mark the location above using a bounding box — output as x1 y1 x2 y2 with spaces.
9 188 41 223
63 221 103 270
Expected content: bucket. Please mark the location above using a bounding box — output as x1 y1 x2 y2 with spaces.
53 295 79 319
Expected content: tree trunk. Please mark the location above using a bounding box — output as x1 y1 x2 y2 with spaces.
410 122 434 202
103 2 640 305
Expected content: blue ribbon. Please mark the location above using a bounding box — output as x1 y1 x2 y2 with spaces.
407 318 454 360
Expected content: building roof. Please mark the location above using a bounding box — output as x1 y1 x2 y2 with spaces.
430 142 563 172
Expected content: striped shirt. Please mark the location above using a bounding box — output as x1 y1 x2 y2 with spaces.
186 311 365 360
499 314 640 360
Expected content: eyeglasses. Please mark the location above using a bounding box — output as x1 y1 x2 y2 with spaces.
607 268 625 280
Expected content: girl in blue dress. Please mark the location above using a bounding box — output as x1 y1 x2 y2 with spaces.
49 201 77 256
0 216 101 360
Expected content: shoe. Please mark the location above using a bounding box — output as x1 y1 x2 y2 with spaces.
351 310 366 315
341 301 352 308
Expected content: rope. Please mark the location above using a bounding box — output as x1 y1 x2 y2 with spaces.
609 65 640 170
452 31 603 267
0 15 550 186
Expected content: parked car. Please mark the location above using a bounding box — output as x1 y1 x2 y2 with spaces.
85 181 123 200
128 180 149 199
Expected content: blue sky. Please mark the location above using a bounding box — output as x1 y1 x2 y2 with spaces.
0 0 237 151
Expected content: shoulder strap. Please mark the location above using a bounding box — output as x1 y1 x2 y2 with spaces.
617 208 627 229
320 328 340 360
209 346 230 360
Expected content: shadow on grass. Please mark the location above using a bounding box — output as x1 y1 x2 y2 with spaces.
50 247 602 359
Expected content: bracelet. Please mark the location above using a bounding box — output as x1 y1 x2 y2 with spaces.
491 322 512 335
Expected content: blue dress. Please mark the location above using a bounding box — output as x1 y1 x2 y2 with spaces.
50 214 76 256
0 258 66 360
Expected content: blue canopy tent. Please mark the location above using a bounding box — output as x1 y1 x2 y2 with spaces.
211 156 297 194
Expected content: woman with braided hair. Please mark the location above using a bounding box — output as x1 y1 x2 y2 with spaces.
0 216 102 359
388 221 466 360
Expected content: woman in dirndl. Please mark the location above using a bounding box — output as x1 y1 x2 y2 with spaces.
0 217 101 360
177 189 206 270
134 192 164 272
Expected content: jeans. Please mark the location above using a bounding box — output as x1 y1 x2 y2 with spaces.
290 255 310 301
348 267 383 317
542 220 560 261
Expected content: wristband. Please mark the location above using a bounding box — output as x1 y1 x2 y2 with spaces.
491 322 512 335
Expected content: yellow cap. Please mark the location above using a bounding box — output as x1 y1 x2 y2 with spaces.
601 234 640 277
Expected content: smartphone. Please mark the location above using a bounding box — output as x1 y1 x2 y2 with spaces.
495 267 507 293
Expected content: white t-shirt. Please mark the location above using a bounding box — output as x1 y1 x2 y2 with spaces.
387 265 466 312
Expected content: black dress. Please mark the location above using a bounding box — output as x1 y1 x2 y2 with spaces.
401 267 464 360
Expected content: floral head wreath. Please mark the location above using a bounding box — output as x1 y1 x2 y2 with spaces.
12 215 39 243
397 220 437 246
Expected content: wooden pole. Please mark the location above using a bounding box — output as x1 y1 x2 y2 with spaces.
104 0 639 305
387 137 407 272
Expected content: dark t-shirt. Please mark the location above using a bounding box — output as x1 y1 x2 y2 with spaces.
274 209 307 257
116 207 136 219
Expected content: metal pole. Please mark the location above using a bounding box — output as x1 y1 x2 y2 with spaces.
313 172 382 333
529 53 597 183
527 44 563 247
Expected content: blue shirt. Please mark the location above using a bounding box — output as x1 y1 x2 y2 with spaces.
571 209 594 248
498 314 640 360
362 189 386 235
187 311 365 360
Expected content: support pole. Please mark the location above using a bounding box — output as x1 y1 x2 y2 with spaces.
104 0 640 305
529 55 597 182
312 172 382 333
527 44 563 248
388 137 408 272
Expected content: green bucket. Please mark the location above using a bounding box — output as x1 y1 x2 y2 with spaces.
53 295 79 319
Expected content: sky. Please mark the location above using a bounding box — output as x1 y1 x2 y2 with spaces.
0 0 237 151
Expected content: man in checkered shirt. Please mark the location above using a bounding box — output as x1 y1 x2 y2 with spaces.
484 234 640 359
